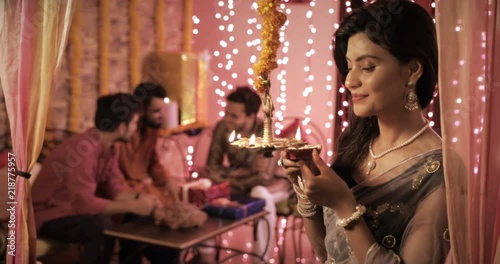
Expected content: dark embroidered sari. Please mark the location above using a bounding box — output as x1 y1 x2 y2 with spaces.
323 149 450 263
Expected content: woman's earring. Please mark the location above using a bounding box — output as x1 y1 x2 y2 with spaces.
405 82 419 111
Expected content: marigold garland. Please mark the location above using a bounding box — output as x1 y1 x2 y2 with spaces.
253 0 287 94
155 0 165 53
196 59 208 123
129 0 141 90
69 0 82 132
183 0 193 52
99 0 110 95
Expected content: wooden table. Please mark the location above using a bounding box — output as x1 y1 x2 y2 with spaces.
105 211 270 262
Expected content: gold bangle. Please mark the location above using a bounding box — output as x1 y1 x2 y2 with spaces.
297 202 320 218
293 184 308 200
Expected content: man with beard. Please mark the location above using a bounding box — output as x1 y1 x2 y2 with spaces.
117 82 179 204
117 83 181 263
32 93 161 264
205 86 290 262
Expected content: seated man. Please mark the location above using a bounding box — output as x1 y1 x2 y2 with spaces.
117 83 182 263
31 93 163 264
205 86 290 261
117 82 179 205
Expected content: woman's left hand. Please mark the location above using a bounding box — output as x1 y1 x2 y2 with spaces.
299 149 356 210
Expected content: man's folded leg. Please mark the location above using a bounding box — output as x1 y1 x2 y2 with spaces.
38 214 115 264
250 185 276 262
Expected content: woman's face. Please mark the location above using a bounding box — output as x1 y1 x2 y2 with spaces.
344 33 411 117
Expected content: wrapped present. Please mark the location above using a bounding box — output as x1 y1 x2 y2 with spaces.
180 180 230 208
180 179 211 203
153 202 208 230
203 194 266 219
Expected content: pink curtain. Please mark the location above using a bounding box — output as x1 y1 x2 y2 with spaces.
436 0 500 263
0 1 74 263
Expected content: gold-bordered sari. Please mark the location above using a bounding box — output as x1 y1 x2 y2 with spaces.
323 149 450 264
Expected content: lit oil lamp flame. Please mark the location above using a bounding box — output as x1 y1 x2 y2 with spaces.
249 134 256 145
228 130 236 142
295 126 301 141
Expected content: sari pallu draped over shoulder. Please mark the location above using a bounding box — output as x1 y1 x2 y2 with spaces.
323 149 450 264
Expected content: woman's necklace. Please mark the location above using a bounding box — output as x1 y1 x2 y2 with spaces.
366 121 429 175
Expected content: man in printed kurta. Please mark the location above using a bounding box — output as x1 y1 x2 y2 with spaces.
205 86 290 261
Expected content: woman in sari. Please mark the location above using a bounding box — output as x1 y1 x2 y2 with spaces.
279 0 450 263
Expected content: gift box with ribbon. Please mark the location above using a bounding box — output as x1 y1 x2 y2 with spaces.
203 194 266 219
180 179 230 208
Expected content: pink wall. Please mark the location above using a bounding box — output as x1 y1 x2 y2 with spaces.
192 0 340 159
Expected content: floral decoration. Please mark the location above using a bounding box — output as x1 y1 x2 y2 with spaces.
253 0 287 94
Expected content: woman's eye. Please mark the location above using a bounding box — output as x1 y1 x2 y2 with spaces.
345 68 352 73
361 66 375 72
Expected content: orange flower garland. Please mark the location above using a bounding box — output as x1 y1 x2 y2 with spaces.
183 0 194 52
69 0 82 132
99 0 110 95
253 0 287 94
155 0 165 53
129 0 141 90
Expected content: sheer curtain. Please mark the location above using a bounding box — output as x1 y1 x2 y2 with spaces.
436 0 500 263
0 1 74 263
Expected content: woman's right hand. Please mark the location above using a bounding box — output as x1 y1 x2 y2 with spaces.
279 151 302 186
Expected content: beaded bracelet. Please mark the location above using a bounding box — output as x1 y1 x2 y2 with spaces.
335 204 366 228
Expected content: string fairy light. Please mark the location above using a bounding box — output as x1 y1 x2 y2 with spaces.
466 27 488 176
211 0 239 118
425 0 438 130
192 14 200 36
325 5 336 160
272 3 291 136
186 145 198 179
300 0 316 139
335 0 353 136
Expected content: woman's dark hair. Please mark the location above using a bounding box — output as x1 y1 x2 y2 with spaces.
95 93 141 132
331 0 438 185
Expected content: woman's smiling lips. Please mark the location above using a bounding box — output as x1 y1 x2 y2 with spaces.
351 93 368 103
